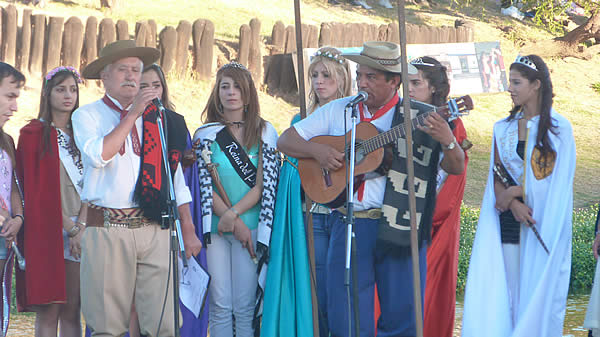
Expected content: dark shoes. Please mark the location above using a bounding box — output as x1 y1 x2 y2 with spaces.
329 0 341 4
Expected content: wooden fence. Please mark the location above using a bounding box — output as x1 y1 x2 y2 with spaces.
0 4 473 93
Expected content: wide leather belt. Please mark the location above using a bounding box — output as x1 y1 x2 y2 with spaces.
302 203 332 215
337 207 382 219
88 205 155 229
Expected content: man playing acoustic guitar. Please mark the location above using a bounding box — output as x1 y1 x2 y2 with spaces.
277 41 465 337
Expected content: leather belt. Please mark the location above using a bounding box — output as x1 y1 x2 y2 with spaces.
337 207 382 219
88 206 155 229
302 203 331 215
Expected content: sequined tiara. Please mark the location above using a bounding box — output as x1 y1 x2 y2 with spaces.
513 55 537 71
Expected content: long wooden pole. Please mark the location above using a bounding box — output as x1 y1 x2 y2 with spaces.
293 1 320 337
397 1 424 336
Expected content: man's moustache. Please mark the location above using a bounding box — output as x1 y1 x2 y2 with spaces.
120 81 137 87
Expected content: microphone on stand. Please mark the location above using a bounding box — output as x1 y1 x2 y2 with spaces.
346 91 369 107
152 98 166 114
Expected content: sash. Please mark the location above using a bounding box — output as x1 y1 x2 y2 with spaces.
215 127 258 188
55 128 83 195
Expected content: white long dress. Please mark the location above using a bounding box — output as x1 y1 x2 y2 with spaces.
462 110 576 337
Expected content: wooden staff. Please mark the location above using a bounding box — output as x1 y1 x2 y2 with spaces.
293 1 320 336
397 1 424 336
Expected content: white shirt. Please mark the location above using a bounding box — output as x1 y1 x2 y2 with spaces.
293 96 395 211
72 95 192 209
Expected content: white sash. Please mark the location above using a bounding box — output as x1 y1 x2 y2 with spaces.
494 114 524 186
56 128 83 196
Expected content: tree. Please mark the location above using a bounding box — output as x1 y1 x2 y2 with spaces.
520 3 600 59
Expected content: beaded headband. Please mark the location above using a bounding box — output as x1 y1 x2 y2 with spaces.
409 57 436 67
45 66 83 84
221 61 248 71
314 50 345 64
513 55 537 71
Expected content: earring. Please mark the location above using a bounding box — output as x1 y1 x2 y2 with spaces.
218 103 223 113
244 104 248 113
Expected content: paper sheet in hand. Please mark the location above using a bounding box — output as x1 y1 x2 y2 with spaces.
178 256 210 318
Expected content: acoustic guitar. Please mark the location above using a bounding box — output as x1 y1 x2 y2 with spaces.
298 96 473 208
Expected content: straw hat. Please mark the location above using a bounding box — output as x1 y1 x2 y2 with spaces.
343 41 417 75
82 40 160 79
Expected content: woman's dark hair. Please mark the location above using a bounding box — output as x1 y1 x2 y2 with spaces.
508 54 556 162
411 56 450 107
38 69 81 155
202 62 265 148
143 64 175 111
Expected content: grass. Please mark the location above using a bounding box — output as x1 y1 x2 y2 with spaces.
0 0 598 207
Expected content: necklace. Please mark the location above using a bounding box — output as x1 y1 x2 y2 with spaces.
226 120 245 128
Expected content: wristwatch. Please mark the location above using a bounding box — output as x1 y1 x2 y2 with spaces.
442 136 457 151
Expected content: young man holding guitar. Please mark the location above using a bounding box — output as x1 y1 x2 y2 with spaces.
277 41 465 337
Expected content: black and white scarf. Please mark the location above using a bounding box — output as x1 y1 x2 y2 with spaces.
378 99 441 248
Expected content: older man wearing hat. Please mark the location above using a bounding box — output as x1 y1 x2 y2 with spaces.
72 40 202 337
278 41 464 336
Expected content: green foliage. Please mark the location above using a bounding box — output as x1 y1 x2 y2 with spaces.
457 204 480 294
592 82 600 94
457 204 600 295
522 0 571 35
570 204 600 293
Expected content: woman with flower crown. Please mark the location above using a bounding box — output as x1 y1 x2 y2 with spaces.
193 61 279 337
461 55 575 337
16 66 88 337
261 46 352 337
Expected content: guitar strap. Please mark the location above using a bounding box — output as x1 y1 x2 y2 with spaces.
215 127 258 188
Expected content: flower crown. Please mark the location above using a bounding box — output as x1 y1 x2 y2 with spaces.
513 55 537 71
314 50 345 64
45 66 83 84
221 61 248 71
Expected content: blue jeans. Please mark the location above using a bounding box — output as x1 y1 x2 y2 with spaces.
313 212 335 337
326 211 427 337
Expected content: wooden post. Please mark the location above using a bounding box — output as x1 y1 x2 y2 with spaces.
197 20 214 80
159 26 177 73
45 16 64 74
62 17 84 68
98 18 116 51
135 21 148 47
175 20 192 75
249 18 262 82
2 4 18 66
30 14 46 77
397 0 423 336
82 16 98 71
116 19 129 40
238 24 251 67
17 9 32 73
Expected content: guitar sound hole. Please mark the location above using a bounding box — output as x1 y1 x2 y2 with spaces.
347 141 365 164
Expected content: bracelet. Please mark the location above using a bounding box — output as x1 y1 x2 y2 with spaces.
67 225 81 238
229 207 240 218
13 214 24 223
77 221 87 227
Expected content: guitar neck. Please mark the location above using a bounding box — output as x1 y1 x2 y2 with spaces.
361 109 441 154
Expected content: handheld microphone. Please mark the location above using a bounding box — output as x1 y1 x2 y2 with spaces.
152 98 166 114
346 91 368 107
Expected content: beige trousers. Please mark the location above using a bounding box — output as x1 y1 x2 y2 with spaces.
80 225 178 337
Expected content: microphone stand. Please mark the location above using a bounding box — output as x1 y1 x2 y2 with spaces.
343 102 360 337
155 106 187 337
